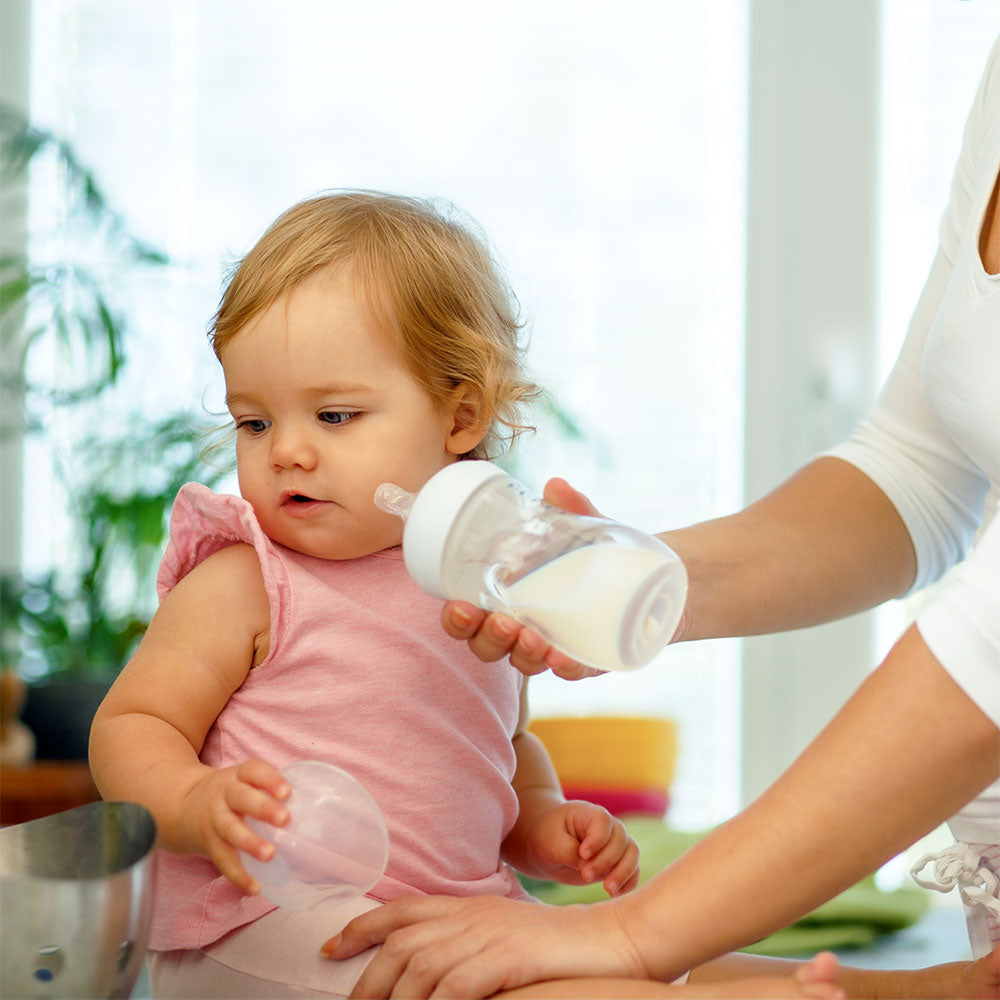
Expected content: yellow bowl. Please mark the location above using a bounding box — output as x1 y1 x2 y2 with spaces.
528 715 678 791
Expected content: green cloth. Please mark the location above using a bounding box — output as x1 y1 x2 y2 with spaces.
519 816 931 957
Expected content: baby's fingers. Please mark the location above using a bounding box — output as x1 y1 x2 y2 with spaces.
582 845 640 895
235 758 291 801
208 797 286 894
602 847 641 896
226 769 291 828
220 803 278 856
577 821 639 894
210 836 263 895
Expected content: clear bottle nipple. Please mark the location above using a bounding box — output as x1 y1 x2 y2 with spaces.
374 482 416 520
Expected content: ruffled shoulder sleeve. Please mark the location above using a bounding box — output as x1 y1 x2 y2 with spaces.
156 483 287 660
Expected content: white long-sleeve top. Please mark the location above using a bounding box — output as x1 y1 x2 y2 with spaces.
828 35 1000 844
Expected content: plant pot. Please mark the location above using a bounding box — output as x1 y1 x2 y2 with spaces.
21 678 114 761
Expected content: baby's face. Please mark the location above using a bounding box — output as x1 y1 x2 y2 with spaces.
220 267 472 559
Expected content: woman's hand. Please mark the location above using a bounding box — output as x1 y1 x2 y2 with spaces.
177 758 291 894
515 799 640 896
322 893 649 999
440 477 606 680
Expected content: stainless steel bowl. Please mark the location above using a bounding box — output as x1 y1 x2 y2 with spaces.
0 800 156 999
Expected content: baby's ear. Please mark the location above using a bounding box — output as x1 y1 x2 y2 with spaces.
445 384 489 455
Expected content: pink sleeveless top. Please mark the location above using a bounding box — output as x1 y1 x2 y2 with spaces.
149 484 526 951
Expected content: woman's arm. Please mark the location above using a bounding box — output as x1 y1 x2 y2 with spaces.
619 624 999 981
327 626 999 998
441 457 916 675
664 455 916 642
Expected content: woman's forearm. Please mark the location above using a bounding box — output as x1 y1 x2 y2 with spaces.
616 625 999 982
663 456 916 642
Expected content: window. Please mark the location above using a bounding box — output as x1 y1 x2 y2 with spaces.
14 0 747 830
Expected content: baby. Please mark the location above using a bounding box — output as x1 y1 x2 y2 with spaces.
89 191 639 998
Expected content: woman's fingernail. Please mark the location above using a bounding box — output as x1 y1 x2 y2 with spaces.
320 935 341 958
452 607 472 627
492 618 516 638
519 632 542 655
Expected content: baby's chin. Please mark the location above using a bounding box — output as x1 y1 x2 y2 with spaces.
288 529 404 562
255 505 403 561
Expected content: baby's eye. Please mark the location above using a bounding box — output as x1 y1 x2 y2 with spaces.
319 411 359 426
236 418 269 434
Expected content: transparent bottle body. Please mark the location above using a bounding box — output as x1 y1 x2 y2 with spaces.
437 477 686 671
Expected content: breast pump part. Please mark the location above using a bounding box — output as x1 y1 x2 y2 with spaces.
374 462 688 671
239 761 389 911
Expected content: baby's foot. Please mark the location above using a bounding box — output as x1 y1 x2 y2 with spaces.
669 951 844 999
956 944 1000 999
795 952 844 998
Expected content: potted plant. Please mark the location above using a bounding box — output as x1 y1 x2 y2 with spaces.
0 104 224 758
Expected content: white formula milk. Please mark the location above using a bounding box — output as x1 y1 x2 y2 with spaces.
502 543 681 671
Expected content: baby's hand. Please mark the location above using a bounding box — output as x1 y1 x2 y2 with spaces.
179 759 291 895
522 800 640 896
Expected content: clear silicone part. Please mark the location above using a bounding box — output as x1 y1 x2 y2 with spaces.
373 482 415 520
239 761 389 911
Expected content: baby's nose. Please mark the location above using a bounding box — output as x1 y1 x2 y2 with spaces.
269 427 319 470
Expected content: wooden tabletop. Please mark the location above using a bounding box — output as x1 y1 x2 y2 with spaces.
0 760 100 826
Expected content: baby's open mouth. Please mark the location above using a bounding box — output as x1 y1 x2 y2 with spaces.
282 493 323 507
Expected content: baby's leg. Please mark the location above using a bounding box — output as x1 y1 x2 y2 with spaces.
497 952 842 999
148 948 347 998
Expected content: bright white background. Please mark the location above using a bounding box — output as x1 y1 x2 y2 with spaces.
2 1 998 834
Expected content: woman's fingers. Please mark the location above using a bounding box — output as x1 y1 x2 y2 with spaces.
437 478 607 678
541 478 602 517
325 894 645 1000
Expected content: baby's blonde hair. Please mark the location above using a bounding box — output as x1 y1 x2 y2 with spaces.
210 191 538 460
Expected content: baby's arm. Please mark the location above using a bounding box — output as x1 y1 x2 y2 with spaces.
501 686 640 895
88 542 289 893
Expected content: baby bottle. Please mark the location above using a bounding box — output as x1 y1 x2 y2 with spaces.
375 461 687 671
